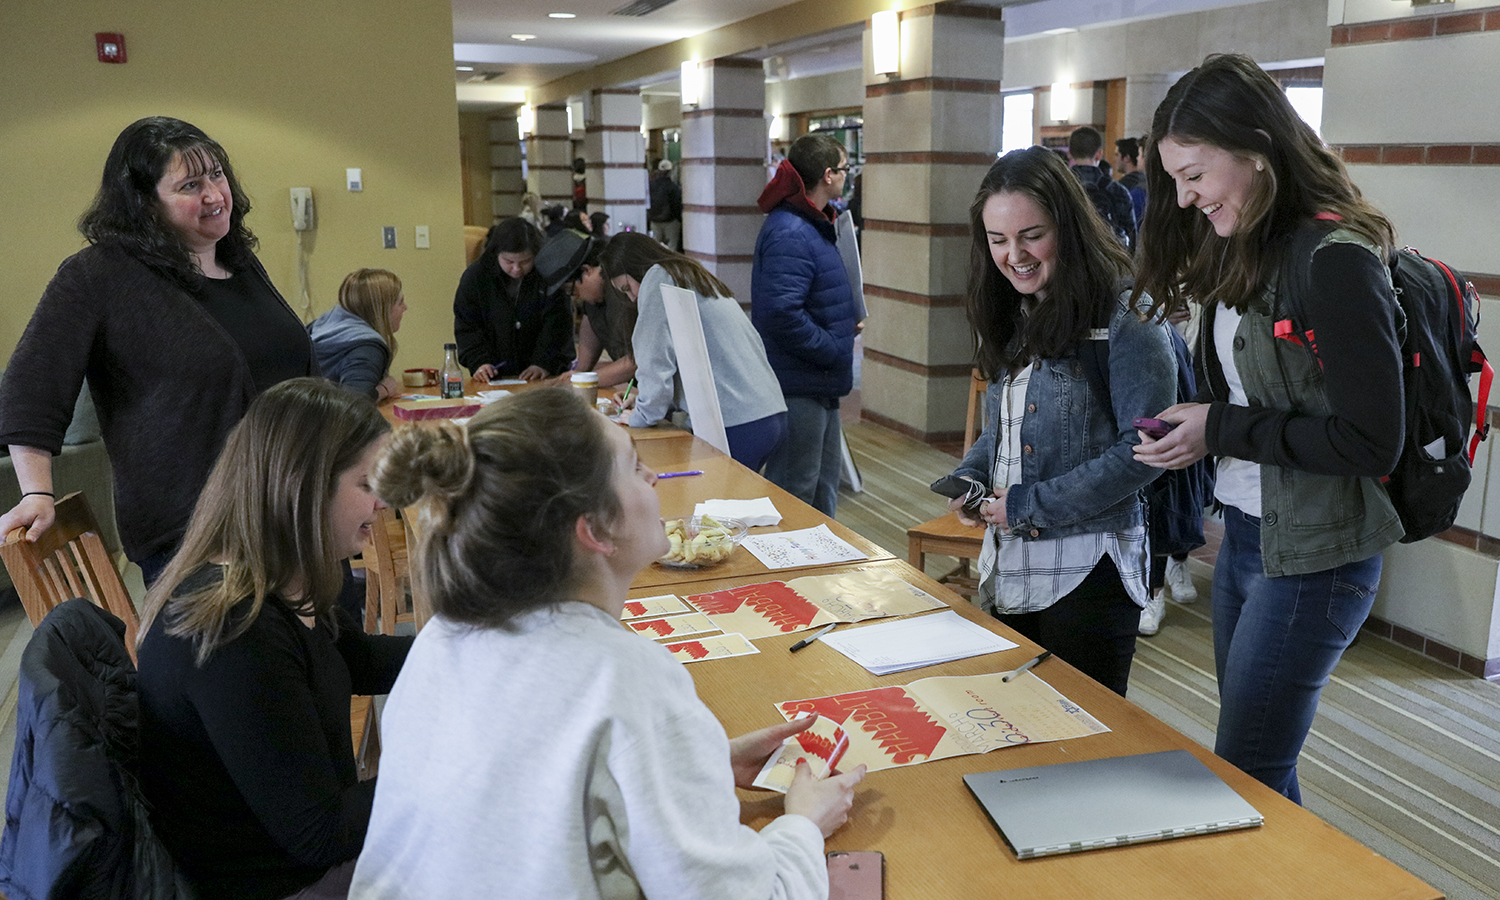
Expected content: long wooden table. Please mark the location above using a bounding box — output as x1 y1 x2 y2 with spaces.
641 557 1440 900
381 380 1439 899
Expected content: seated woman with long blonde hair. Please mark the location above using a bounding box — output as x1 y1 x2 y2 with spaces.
351 388 863 898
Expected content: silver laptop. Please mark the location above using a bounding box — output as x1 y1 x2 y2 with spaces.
963 749 1263 859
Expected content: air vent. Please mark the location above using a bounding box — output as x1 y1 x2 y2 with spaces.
611 0 680 16
465 71 507 83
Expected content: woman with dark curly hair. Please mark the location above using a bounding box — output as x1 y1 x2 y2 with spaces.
452 216 573 382
0 116 315 583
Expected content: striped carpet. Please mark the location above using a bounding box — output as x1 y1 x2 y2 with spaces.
839 419 1500 900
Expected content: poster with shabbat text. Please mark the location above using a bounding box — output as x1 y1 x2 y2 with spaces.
684 568 946 641
775 671 1108 772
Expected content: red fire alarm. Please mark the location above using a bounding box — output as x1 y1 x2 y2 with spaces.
96 33 126 64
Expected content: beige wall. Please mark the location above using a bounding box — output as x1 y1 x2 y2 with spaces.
0 0 465 374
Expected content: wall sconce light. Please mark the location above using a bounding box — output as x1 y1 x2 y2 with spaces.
518 104 536 138
680 60 702 107
769 114 785 142
1050 82 1074 123
872 10 900 77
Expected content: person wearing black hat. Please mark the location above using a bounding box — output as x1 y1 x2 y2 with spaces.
453 217 575 382
535 235 637 389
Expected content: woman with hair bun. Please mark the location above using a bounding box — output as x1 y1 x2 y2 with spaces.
310 268 409 401
351 388 863 898
1132 53 1404 803
136 378 411 900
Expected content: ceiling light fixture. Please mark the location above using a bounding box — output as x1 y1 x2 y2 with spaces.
548 12 577 18
456 65 475 71
1050 81 1074 123
511 34 536 41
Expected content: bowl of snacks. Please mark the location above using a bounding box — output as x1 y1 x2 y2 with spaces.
659 515 748 568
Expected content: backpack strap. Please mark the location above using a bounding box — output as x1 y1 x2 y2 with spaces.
1425 255 1494 462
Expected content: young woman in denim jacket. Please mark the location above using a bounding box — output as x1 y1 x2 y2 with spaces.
1132 54 1403 803
944 147 1175 697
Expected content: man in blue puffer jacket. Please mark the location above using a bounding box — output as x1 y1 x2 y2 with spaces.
751 134 858 516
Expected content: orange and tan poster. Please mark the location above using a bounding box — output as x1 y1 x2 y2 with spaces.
627 611 719 641
775 671 1109 772
621 594 691 619
663 633 759 663
684 568 947 641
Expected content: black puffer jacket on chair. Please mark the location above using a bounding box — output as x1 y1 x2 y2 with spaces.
0 598 189 899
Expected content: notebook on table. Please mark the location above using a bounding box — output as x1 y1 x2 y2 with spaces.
963 749 1263 859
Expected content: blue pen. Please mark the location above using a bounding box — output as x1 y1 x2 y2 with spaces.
656 470 703 479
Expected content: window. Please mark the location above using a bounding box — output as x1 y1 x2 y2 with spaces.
1285 87 1323 138
1001 92 1035 155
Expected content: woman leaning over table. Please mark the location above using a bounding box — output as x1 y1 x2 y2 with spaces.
137 378 411 900
601 231 788 471
453 216 574 383
1131 53 1403 803
350 387 863 899
310 268 409 402
943 146 1174 698
0 116 315 584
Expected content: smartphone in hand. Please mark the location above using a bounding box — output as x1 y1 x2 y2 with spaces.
929 475 987 516
1132 417 1176 440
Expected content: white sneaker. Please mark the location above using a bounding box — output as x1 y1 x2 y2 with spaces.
1138 590 1166 636
1165 556 1197 604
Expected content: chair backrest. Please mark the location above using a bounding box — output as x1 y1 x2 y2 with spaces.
0 491 140 660
963 368 987 454
361 506 431 636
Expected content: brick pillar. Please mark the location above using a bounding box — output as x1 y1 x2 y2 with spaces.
680 56 765 303
490 115 524 221
860 3 1006 442
586 88 648 234
526 103 573 210
1122 74 1172 139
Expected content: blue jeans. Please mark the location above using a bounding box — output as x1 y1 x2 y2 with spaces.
725 412 788 473
1212 506 1381 803
763 398 842 516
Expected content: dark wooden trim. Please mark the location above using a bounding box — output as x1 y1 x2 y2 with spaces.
863 219 970 238
860 408 965 447
585 125 642 133
586 162 646 170
592 88 639 96
684 250 755 264
863 347 973 377
1361 614 1500 680
1336 144 1500 166
684 204 761 215
866 77 1001 99
598 198 647 206
864 151 997 166
863 284 965 307
704 56 763 71
1331 9 1500 44
682 107 764 120
1469 274 1500 296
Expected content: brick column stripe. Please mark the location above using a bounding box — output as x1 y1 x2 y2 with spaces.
864 284 965 307
529 165 574 172
682 108 764 120
1331 9 1500 44
682 156 765 166
866 78 1002 99
864 151 997 165
587 162 648 170
864 348 974 378
537 103 568 111
592 88 640 96
704 57 763 71
541 195 573 204
1337 144 1500 165
863 219 970 237
683 204 762 215
586 125 643 134
685 250 756 264
529 136 571 145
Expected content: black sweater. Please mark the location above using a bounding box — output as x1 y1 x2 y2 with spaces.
137 588 411 900
452 259 574 377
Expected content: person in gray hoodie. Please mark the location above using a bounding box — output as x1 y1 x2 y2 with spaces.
309 268 408 401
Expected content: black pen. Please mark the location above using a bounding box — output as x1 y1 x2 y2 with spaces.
1002 650 1052 682
789 623 837 653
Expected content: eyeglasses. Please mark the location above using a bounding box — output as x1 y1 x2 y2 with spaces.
831 165 852 174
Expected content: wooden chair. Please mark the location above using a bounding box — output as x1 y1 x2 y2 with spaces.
0 491 141 660
906 370 989 599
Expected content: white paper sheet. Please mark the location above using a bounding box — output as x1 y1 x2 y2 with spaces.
741 525 867 569
819 610 1018 675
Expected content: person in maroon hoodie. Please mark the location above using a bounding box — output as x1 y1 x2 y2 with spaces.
749 134 859 516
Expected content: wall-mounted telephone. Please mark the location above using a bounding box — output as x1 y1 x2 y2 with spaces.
290 187 315 231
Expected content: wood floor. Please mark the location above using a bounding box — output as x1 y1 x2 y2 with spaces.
1 419 1496 898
